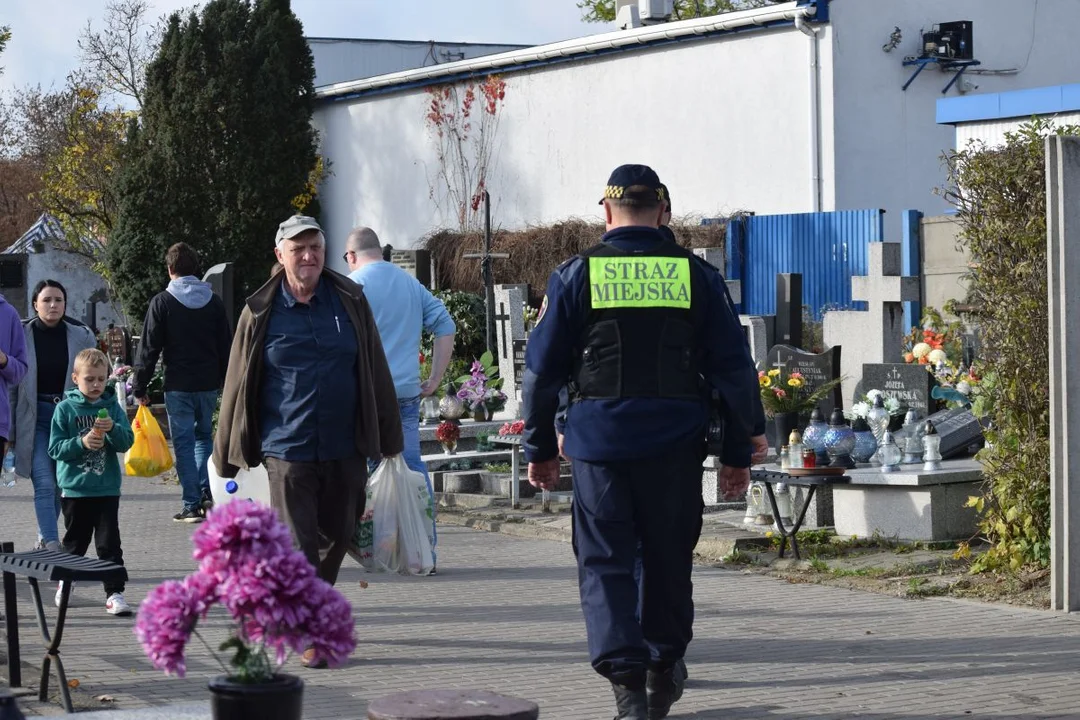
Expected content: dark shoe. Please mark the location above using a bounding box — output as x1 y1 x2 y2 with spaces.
675 657 689 682
646 666 685 720
173 508 205 523
611 682 648 720
200 491 214 513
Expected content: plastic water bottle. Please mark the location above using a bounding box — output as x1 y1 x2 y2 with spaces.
1 449 16 488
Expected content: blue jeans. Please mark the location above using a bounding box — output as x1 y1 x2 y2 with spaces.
165 390 218 512
368 395 437 563
31 398 62 544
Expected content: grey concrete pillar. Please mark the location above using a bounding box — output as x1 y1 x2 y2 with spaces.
1048 135 1080 612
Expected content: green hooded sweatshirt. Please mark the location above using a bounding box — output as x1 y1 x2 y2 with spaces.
48 385 135 498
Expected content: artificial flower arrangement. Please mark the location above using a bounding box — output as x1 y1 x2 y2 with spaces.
435 420 461 445
758 364 842 417
108 363 134 398
456 351 507 413
135 501 356 681
499 419 525 436
902 307 964 367
845 389 903 421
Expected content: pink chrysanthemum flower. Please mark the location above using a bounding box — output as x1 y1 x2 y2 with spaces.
192 500 293 579
134 580 199 677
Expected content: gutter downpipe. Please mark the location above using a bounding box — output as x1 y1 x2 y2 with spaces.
795 13 823 213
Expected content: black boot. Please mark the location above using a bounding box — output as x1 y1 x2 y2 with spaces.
646 665 685 720
611 682 648 720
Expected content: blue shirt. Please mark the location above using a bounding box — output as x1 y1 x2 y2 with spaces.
347 261 455 399
522 226 758 466
260 277 358 462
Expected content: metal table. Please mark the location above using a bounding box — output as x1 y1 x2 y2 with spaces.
489 435 523 508
750 469 851 560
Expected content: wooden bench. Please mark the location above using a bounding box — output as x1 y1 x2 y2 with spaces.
368 689 539 719
0 547 128 714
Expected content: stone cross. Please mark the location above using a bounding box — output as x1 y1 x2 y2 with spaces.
493 283 528 419
1047 135 1080 611
823 241 920 406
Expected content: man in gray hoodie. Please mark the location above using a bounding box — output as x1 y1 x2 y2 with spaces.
132 243 232 522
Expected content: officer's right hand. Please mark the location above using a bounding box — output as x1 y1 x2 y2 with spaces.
750 434 769 464
528 459 560 490
718 465 750 500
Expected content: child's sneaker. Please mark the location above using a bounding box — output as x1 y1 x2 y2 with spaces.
55 581 69 608
105 593 132 616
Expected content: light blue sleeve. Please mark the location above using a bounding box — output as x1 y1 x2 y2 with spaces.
419 283 455 337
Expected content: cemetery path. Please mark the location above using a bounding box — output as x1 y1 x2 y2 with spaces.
3 477 1080 719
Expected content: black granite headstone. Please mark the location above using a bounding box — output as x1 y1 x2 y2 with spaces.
775 273 803 349
925 406 985 458
765 344 843 416
861 363 935 415
203 262 235 330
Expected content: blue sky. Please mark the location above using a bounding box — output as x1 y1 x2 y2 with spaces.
1 0 602 94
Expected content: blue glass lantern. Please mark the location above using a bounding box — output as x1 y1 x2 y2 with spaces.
824 409 856 469
802 407 830 465
851 416 878 464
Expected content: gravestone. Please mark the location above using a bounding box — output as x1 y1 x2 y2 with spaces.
104 324 132 365
692 246 741 305
924 406 985 459
738 316 769 369
775 273 803 349
202 262 235 330
860 363 935 415
1046 135 1080 611
390 249 432 288
823 241 920 407
766 344 843 415
493 283 528 418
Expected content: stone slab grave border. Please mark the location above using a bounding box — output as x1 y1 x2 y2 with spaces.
831 459 982 541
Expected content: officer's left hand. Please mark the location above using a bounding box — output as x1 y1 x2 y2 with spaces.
719 465 751 500
528 459 560 490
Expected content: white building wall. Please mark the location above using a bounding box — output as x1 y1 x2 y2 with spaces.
955 112 1080 149
829 0 1080 241
314 23 823 264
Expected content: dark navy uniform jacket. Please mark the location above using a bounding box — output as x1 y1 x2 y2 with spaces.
522 225 759 467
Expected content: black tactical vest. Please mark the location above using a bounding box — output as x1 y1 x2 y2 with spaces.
571 240 704 401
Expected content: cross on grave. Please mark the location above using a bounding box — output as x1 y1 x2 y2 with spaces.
823 242 920 407
462 190 510 356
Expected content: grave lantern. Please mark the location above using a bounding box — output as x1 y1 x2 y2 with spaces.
824 409 856 469
922 420 942 471
851 417 878 464
421 395 441 425
879 431 902 472
802 407 830 465
901 409 925 464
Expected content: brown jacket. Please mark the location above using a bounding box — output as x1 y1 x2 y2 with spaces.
212 267 404 478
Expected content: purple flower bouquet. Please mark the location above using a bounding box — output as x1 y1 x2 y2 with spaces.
135 500 356 682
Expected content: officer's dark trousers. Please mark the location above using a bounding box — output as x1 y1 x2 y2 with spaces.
571 443 705 687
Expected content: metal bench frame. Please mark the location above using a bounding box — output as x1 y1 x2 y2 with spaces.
0 547 127 714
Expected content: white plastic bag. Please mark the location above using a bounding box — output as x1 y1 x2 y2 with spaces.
349 456 434 576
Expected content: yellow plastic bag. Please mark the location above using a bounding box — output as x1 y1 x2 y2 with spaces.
124 405 174 477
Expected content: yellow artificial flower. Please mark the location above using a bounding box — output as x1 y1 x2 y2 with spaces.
759 375 772 388
768 369 780 377
787 377 803 388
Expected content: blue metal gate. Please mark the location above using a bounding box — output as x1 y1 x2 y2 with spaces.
725 208 884 318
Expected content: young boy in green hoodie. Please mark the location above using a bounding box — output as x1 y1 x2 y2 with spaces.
49 348 135 615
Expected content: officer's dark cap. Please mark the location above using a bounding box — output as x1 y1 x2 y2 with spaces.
599 164 667 206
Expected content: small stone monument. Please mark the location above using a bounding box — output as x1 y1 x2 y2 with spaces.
493 283 528 418
860 363 935 415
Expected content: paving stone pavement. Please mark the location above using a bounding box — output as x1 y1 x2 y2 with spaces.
3 476 1080 719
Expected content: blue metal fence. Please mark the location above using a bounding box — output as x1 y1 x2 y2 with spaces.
725 208 885 318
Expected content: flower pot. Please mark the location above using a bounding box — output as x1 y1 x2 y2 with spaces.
209 674 303 720
772 412 800 449
441 440 458 455
472 405 490 422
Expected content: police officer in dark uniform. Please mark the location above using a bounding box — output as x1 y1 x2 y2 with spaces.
522 164 759 720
